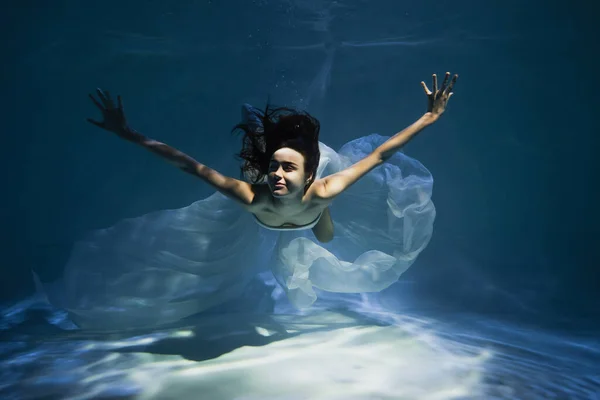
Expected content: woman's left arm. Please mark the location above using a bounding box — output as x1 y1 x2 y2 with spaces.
312 72 458 203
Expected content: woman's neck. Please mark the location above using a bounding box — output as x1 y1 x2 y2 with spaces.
271 192 305 212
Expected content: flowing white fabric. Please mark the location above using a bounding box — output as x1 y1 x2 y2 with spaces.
41 126 435 330
271 137 435 308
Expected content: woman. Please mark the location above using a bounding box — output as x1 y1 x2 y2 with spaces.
58 72 457 329
88 72 456 239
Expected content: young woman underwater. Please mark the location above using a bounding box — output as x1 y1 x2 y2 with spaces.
57 72 458 329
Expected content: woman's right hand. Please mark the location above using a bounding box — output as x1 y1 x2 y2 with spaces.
88 89 136 140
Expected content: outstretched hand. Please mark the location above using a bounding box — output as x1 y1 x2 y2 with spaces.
87 89 130 137
421 72 458 118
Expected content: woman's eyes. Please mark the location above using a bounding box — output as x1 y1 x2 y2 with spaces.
270 164 295 172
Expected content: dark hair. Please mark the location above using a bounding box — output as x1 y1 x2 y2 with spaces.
232 103 321 190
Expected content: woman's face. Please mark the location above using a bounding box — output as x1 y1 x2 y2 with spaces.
268 147 310 198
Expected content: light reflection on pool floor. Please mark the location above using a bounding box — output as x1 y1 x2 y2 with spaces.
0 297 599 399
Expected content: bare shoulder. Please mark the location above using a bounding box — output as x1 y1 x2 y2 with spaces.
243 183 272 212
305 179 332 206
307 153 382 203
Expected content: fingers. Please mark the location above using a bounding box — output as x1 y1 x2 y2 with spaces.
87 118 104 128
96 88 115 109
96 88 109 107
420 81 432 96
445 74 458 95
89 93 104 111
439 72 450 94
432 74 438 93
104 90 115 108
117 95 124 112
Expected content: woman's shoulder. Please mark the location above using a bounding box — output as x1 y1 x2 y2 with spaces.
245 184 272 212
304 179 330 206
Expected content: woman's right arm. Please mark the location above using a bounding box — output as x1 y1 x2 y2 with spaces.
87 88 258 209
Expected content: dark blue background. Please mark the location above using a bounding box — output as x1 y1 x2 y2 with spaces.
1 0 597 329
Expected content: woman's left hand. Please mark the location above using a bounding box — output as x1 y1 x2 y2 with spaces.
421 72 458 119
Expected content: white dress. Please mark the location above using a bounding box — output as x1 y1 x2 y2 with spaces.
40 106 436 329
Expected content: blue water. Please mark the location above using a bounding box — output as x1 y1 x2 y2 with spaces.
1 0 598 398
1 292 599 399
